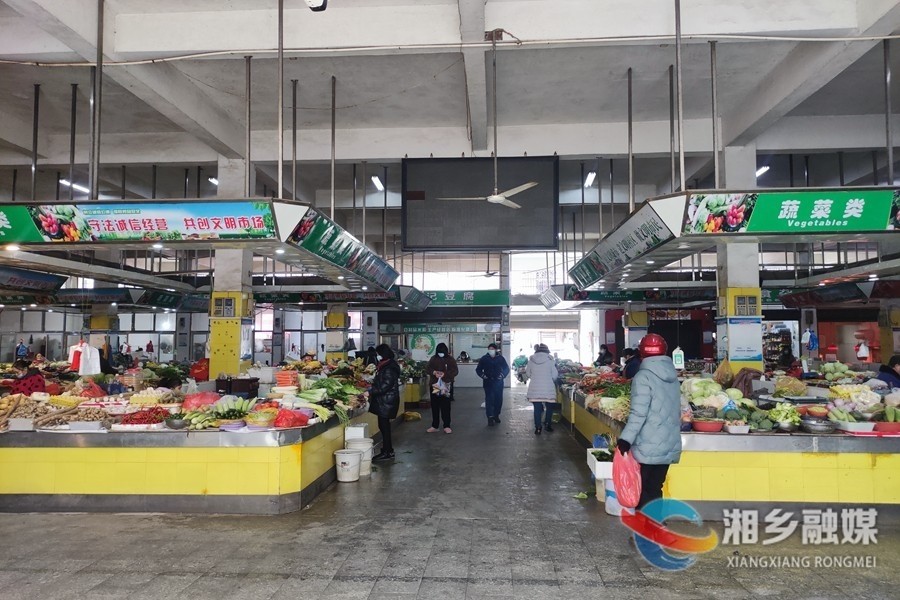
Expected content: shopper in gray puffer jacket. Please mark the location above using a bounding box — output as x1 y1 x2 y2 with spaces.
526 344 559 434
617 333 681 509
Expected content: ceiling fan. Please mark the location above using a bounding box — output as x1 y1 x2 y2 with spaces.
437 30 538 210
466 252 498 277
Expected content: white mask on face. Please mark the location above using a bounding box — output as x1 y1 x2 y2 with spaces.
488 349 496 357
376 354 383 362
437 353 445 358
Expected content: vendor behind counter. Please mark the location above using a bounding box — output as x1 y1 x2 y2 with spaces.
8 360 46 396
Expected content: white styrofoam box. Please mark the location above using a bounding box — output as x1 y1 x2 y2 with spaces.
345 423 369 441
247 367 276 384
586 448 614 479
8 418 34 431
751 379 775 393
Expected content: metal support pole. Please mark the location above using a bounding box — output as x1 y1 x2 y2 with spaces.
291 79 298 200
55 172 60 201
69 84 77 201
710 41 720 188
560 207 567 275
674 0 686 192
244 56 252 197
885 40 894 185
183 168 189 198
351 163 357 234
330 76 337 219
31 83 40 201
597 157 604 237
276 0 284 199
804 155 810 187
11 169 16 201
608 159 615 229
789 155 795 187
361 161 367 248
89 0 104 199
88 67 97 198
196 166 202 197
580 161 586 253
572 212 577 262
838 152 845 186
121 165 126 199
668 65 676 192
151 165 157 198
627 68 634 212
382 166 388 258
492 34 499 194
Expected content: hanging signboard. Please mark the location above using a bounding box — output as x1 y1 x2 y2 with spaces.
140 290 182 309
0 201 276 243
0 266 66 292
424 290 510 306
287 206 399 290
379 323 500 334
255 290 398 304
398 286 432 311
569 202 675 288
179 295 210 312
683 190 898 235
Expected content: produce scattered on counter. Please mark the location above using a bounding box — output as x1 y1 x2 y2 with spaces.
120 407 170 425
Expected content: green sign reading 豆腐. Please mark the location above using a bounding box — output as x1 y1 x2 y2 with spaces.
424 290 510 306
683 190 898 235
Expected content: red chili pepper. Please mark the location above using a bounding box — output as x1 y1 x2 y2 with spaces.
121 406 170 425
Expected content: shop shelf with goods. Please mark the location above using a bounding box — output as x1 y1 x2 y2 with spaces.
0 358 388 514
559 365 900 518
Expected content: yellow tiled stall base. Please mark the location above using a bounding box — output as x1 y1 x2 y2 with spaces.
0 447 288 496
666 452 900 504
573 403 618 441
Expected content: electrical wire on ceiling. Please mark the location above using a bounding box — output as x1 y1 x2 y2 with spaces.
3 31 900 68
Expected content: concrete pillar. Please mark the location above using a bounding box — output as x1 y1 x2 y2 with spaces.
722 142 757 189
578 308 601 366
175 313 191 363
500 252 511 388
717 144 763 373
324 303 349 362
879 302 900 359
209 156 255 376
362 312 379 350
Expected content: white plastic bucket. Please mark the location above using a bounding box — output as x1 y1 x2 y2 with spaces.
604 479 623 516
334 449 363 482
345 438 374 476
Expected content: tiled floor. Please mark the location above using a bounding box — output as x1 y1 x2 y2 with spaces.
0 386 897 599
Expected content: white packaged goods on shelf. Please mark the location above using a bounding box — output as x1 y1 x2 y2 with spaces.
345 423 369 441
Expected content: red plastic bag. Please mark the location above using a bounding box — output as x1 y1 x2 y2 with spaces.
182 391 220 411
189 358 210 382
274 409 310 429
613 449 642 508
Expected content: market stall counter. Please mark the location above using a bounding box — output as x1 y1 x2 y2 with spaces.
0 409 379 514
565 388 900 521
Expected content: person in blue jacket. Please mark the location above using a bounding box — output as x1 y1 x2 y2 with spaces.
876 355 900 388
476 343 510 426
616 334 682 509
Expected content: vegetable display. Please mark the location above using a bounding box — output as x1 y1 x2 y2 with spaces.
768 403 801 426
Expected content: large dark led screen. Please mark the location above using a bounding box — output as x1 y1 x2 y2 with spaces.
402 156 559 250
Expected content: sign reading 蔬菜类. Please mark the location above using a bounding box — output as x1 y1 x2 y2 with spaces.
0 201 276 243
683 190 898 235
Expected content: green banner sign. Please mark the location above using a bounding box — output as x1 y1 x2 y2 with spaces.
424 290 510 306
255 290 398 304
0 201 276 243
380 322 501 334
288 207 399 290
140 290 182 309
684 190 899 235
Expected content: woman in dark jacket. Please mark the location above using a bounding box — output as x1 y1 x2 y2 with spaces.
369 344 402 461
426 343 459 433
594 344 614 367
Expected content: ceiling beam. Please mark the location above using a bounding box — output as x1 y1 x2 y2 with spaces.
4 0 245 159
458 0 487 152
0 252 195 293
722 1 900 146
0 109 50 158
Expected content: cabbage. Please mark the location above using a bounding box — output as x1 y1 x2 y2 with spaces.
725 388 743 401
681 378 723 400
693 392 730 409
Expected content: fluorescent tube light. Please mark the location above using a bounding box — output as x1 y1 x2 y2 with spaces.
755 166 770 178
584 171 597 188
60 179 90 193
371 176 384 191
